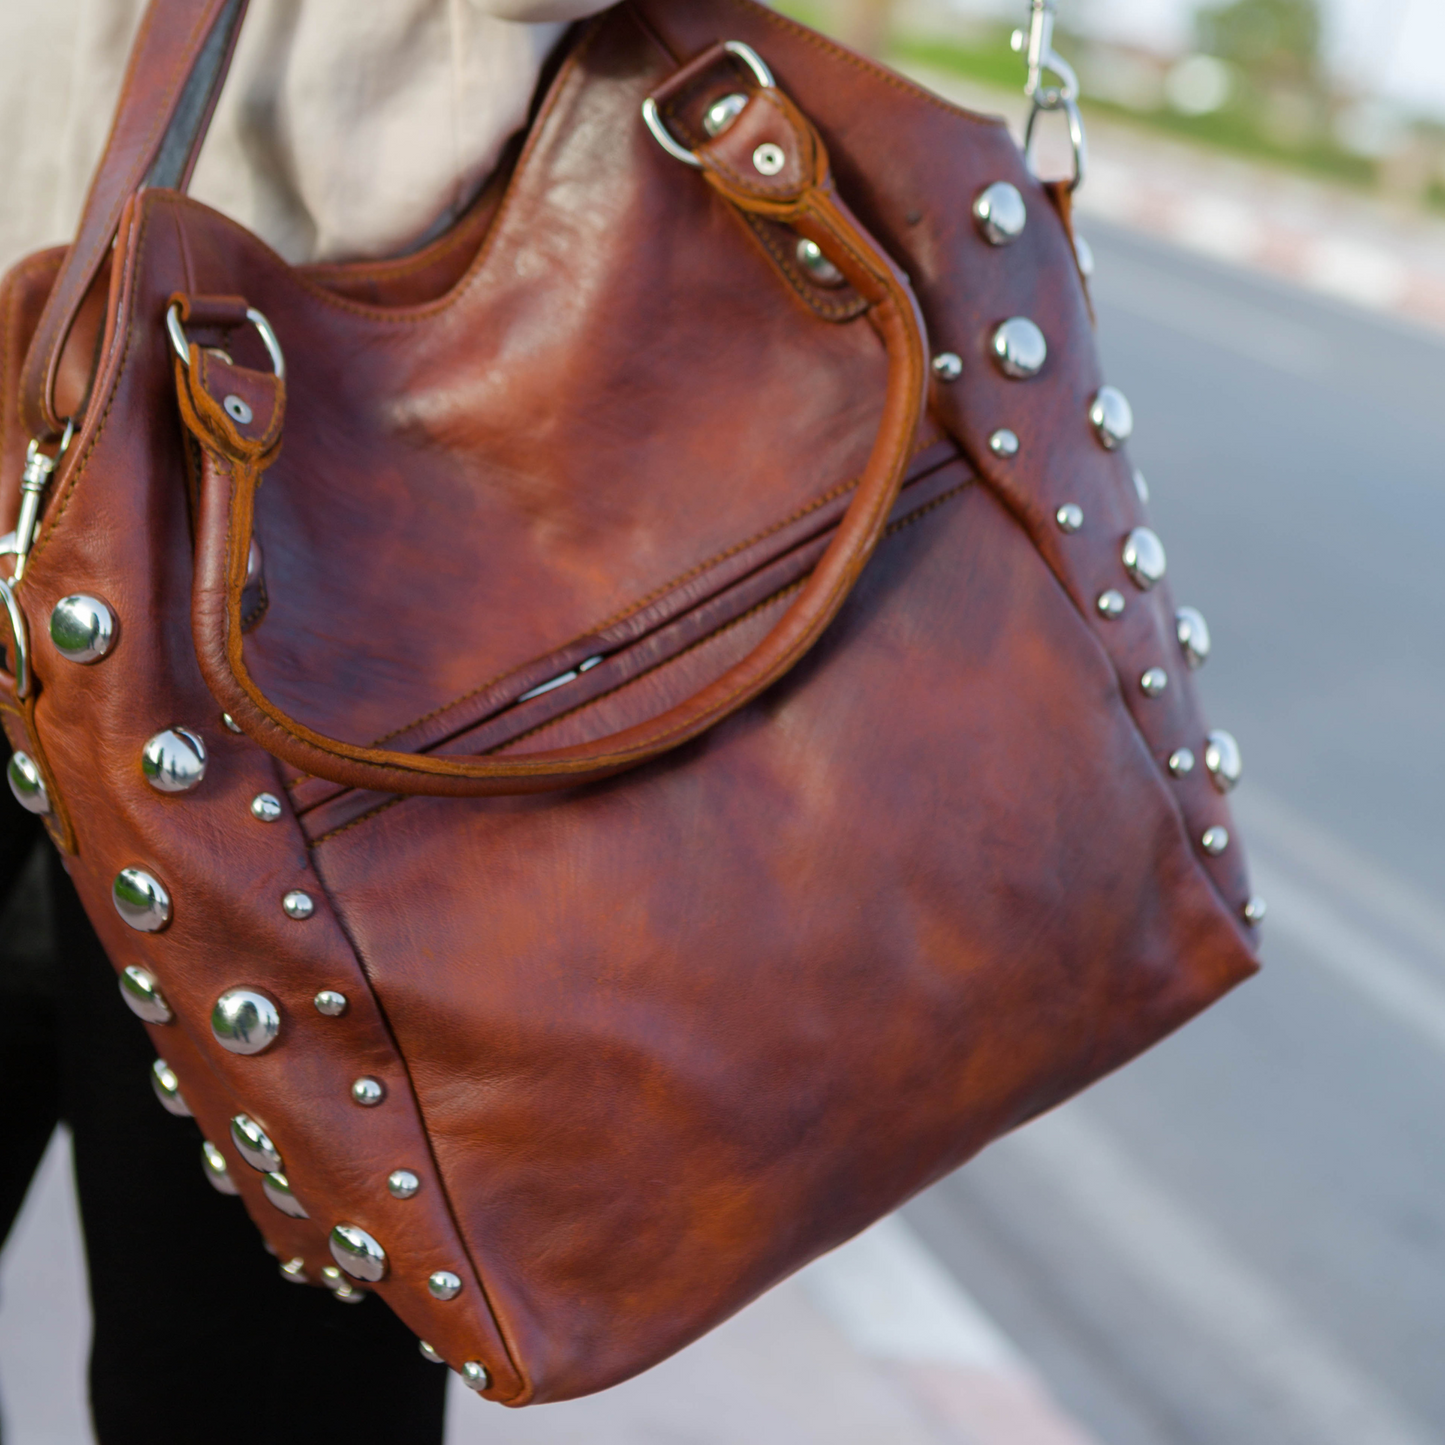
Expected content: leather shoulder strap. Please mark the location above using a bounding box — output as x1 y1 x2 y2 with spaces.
19 0 248 440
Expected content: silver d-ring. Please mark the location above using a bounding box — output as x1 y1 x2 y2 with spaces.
166 303 286 380
642 40 776 167
0 578 30 698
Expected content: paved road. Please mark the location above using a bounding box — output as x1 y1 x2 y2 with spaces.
905 222 1445 1445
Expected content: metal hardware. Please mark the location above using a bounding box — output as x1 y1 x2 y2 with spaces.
279 1257 308 1284
1175 606 1210 669
0 581 29 698
1055 502 1083 533
642 40 775 167
330 1223 389 1282
428 1271 462 1301
419 1342 445 1364
1201 825 1230 856
50 594 115 664
517 655 604 704
120 965 173 1023
314 989 349 1017
351 1077 385 1107
1168 748 1195 777
114 869 172 933
251 792 282 822
1204 729 1242 793
1139 667 1168 697
321 1266 343 1287
462 1362 491 1392
230 1114 282 1173
166 302 285 379
972 181 1026 245
282 889 314 919
151 1058 192 1117
223 394 252 425
989 428 1020 457
795 238 845 287
388 1169 420 1199
1133 468 1150 503
221 712 243 733
141 727 208 793
6 752 48 815
1244 896 1267 925
703 92 748 136
991 317 1048 379
263 1172 309 1218
931 353 963 382
1089 387 1134 449
202 1141 239 1195
1096 589 1125 619
12 420 73 582
1074 233 1095 278
331 1279 366 1304
1019 0 1086 191
1121 527 1166 590
211 988 281 1055
752 143 785 175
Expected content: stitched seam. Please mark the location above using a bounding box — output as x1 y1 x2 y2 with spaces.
309 793 407 846
742 215 866 322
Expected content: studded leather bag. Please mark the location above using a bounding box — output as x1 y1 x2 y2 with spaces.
0 0 1259 1405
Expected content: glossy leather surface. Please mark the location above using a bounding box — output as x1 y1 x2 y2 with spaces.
0 0 1258 1405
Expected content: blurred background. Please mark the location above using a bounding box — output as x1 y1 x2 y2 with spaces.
2 4 1443 1443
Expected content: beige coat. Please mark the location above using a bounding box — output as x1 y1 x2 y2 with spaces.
0 0 609 274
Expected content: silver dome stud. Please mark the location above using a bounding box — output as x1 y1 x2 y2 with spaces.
1204 730 1242 794
113 868 171 933
1168 748 1196 776
1133 468 1150 503
329 1223 389 1282
1140 667 1168 697
150 1058 191 1117
211 988 281 1055
1074 233 1095 279
931 352 962 382
332 1280 365 1304
702 91 747 136
201 1141 239 1196
49 595 115 663
991 318 1047 379
221 713 243 734
462 1362 491 1393
795 238 844 287
988 428 1019 457
282 890 314 920
1096 590 1125 619
230 1114 282 1173
1089 386 1134 449
1055 503 1083 533
1201 826 1230 856
1121 527 1166 590
120 965 173 1023
263 1171 309 1219
1175 607 1211 669
141 728 207 793
245 538 263 585
250 792 282 822
7 752 49 815
387 1170 420 1200
279 1257 308 1284
351 1077 385 1107
313 990 348 1017
419 1342 445 1364
320 1266 343 1288
1244 896 1267 925
428 1271 463 1301
972 181 1026 245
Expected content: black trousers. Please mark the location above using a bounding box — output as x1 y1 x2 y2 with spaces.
0 794 447 1444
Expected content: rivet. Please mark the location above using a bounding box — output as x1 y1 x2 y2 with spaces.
428 1270 463 1301
282 890 314 920
1140 667 1168 697
263 1171 309 1219
795 238 844 287
1133 468 1150 504
150 1058 191 1116
1204 729 1242 794
6 752 49 815
221 713 243 734
49 595 115 663
388 1169 420 1199
201 1141 239 1195
230 1114 283 1173
1096 589 1125 619
1201 826 1230 855
989 428 1019 457
1168 748 1195 776
211 988 281 1055
120 965 172 1023
462 1362 491 1392
752 142 785 176
702 91 747 137
332 1280 366 1304
972 181 1026 245
1175 607 1211 669
1074 233 1095 278
1121 527 1166 590
1243 896 1267 925
141 727 208 793
314 990 349 1017
419 1342 445 1364
113 868 171 933
330 1223 389 1282
320 1266 343 1287
246 538 263 586
1055 502 1083 533
223 394 253 425
931 352 962 382
351 1077 385 1107
251 792 282 822
1089 386 1134 450
990 317 1047 379
279 1257 308 1284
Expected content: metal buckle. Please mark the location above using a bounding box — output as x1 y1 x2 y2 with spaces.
642 41 776 168
1018 0 1086 191
166 302 286 380
0 577 30 698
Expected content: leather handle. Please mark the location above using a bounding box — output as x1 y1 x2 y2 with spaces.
19 0 247 440
181 77 929 798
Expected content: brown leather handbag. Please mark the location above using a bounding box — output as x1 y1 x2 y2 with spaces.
0 0 1258 1405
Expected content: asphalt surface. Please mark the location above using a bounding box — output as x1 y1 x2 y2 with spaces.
904 222 1445 1445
